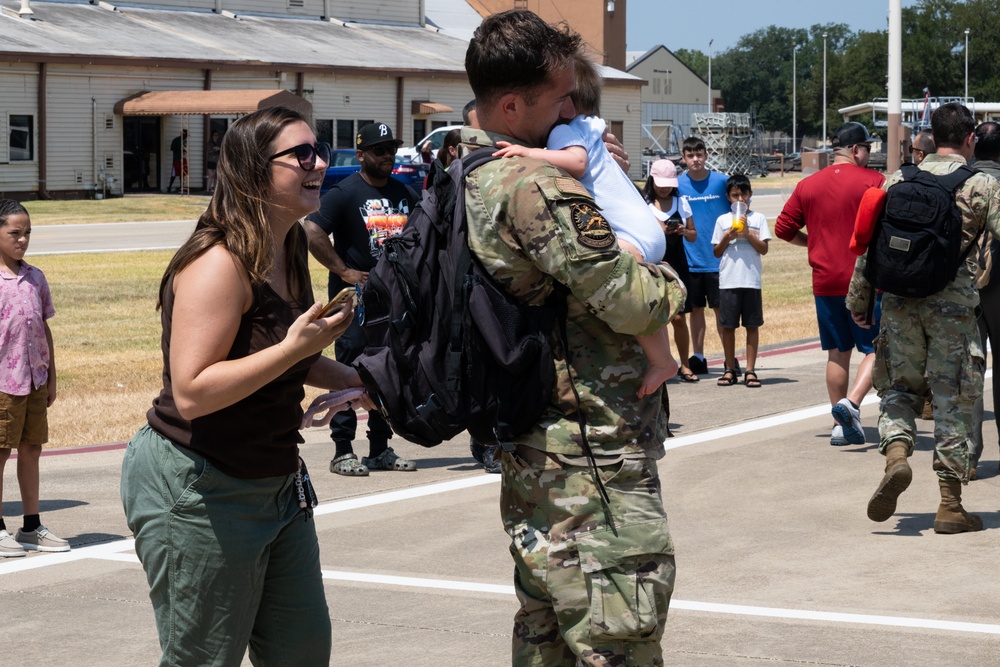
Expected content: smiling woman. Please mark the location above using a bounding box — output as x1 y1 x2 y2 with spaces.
118 106 368 667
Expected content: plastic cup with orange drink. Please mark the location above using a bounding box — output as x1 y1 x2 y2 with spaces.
731 201 748 233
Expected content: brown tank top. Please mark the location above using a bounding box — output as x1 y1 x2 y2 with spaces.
147 272 320 479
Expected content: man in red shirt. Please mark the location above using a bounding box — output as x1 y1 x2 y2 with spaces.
775 123 886 446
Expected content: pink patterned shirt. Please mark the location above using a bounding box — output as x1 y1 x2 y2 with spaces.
0 262 55 396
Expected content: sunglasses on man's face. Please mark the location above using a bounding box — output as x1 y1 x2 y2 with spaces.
269 142 331 171
365 143 398 158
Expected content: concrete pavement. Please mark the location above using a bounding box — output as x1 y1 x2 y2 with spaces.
2 340 998 666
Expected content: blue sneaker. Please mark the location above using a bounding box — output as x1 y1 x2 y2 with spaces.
830 424 849 446
832 399 865 445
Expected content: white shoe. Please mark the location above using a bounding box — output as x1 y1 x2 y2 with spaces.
830 424 849 446
0 529 26 558
832 398 865 444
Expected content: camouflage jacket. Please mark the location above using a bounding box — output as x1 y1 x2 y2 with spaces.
846 153 1000 312
460 127 684 457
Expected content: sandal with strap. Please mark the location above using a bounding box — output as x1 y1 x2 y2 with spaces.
717 368 739 386
744 370 761 388
678 368 700 383
330 453 369 476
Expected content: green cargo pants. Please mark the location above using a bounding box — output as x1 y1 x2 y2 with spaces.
501 446 675 667
120 424 331 667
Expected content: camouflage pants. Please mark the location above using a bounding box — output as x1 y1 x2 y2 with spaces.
500 446 675 667
873 295 985 482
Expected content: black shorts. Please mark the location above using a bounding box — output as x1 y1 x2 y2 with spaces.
718 287 763 329
687 272 719 310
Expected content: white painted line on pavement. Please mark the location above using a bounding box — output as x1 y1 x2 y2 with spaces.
312 474 501 516
320 570 1000 635
670 599 1000 635
664 393 880 451
0 537 136 574
322 570 515 595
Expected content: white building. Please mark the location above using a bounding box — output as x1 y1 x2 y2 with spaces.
0 0 644 198
626 45 721 155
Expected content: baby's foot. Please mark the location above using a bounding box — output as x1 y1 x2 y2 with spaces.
638 358 680 397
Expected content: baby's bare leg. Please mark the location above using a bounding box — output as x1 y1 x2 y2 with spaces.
618 239 644 263
617 239 680 395
637 327 679 397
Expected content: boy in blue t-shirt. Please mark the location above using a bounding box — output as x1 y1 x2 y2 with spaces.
677 137 730 375
711 174 770 388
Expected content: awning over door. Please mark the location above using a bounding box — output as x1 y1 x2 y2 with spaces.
113 89 312 117
410 100 453 115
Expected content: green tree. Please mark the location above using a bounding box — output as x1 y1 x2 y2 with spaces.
673 48 708 81
701 0 1000 139
713 24 851 138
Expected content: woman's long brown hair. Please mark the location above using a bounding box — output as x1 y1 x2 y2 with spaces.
157 106 312 309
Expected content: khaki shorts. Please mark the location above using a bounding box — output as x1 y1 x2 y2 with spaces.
0 386 49 448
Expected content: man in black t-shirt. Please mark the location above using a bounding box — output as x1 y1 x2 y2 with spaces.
303 122 420 477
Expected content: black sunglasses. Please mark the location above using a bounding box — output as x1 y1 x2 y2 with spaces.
269 142 331 171
365 143 398 158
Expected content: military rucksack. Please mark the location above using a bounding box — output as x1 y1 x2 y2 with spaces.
864 164 977 298
353 147 564 448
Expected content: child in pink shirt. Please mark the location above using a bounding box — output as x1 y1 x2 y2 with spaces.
0 200 69 557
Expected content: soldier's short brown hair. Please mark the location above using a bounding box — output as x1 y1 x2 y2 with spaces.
465 10 582 111
932 103 976 150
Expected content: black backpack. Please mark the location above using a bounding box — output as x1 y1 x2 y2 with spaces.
864 164 977 298
353 147 563 448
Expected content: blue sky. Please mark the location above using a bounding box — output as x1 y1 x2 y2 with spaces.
626 0 921 54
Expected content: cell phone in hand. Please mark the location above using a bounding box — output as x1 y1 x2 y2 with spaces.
315 287 357 319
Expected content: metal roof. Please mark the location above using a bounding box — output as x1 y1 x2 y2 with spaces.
113 89 312 115
0 0 469 73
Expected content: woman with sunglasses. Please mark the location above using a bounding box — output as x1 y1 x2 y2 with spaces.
121 106 368 666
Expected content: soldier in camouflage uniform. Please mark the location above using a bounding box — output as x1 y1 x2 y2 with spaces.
464 10 685 665
846 103 1000 534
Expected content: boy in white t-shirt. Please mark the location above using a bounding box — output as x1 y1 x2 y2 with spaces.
494 53 678 397
711 174 770 388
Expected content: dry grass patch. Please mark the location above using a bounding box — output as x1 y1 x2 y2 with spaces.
35 250 334 448
24 195 211 225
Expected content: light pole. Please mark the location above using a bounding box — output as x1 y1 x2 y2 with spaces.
822 32 828 146
707 39 714 112
965 28 970 104
792 42 798 153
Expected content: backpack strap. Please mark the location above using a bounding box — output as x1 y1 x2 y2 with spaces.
899 163 921 181
447 146 502 393
934 164 977 192
937 165 981 260
550 282 614 519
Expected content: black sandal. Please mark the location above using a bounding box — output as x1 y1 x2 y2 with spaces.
678 368 700 383
744 370 761 388
717 368 738 386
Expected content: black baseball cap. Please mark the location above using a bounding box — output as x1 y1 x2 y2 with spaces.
356 122 404 150
831 122 879 148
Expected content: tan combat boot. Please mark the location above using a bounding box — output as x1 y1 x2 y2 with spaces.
933 479 984 534
867 441 912 522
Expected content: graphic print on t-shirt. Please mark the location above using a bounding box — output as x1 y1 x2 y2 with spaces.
361 197 411 258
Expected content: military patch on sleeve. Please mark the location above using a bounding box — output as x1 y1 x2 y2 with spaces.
554 177 593 199
571 202 616 249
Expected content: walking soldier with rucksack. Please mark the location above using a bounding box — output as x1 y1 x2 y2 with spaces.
847 103 1000 534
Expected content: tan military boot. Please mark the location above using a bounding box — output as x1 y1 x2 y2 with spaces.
933 479 984 534
867 441 912 522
